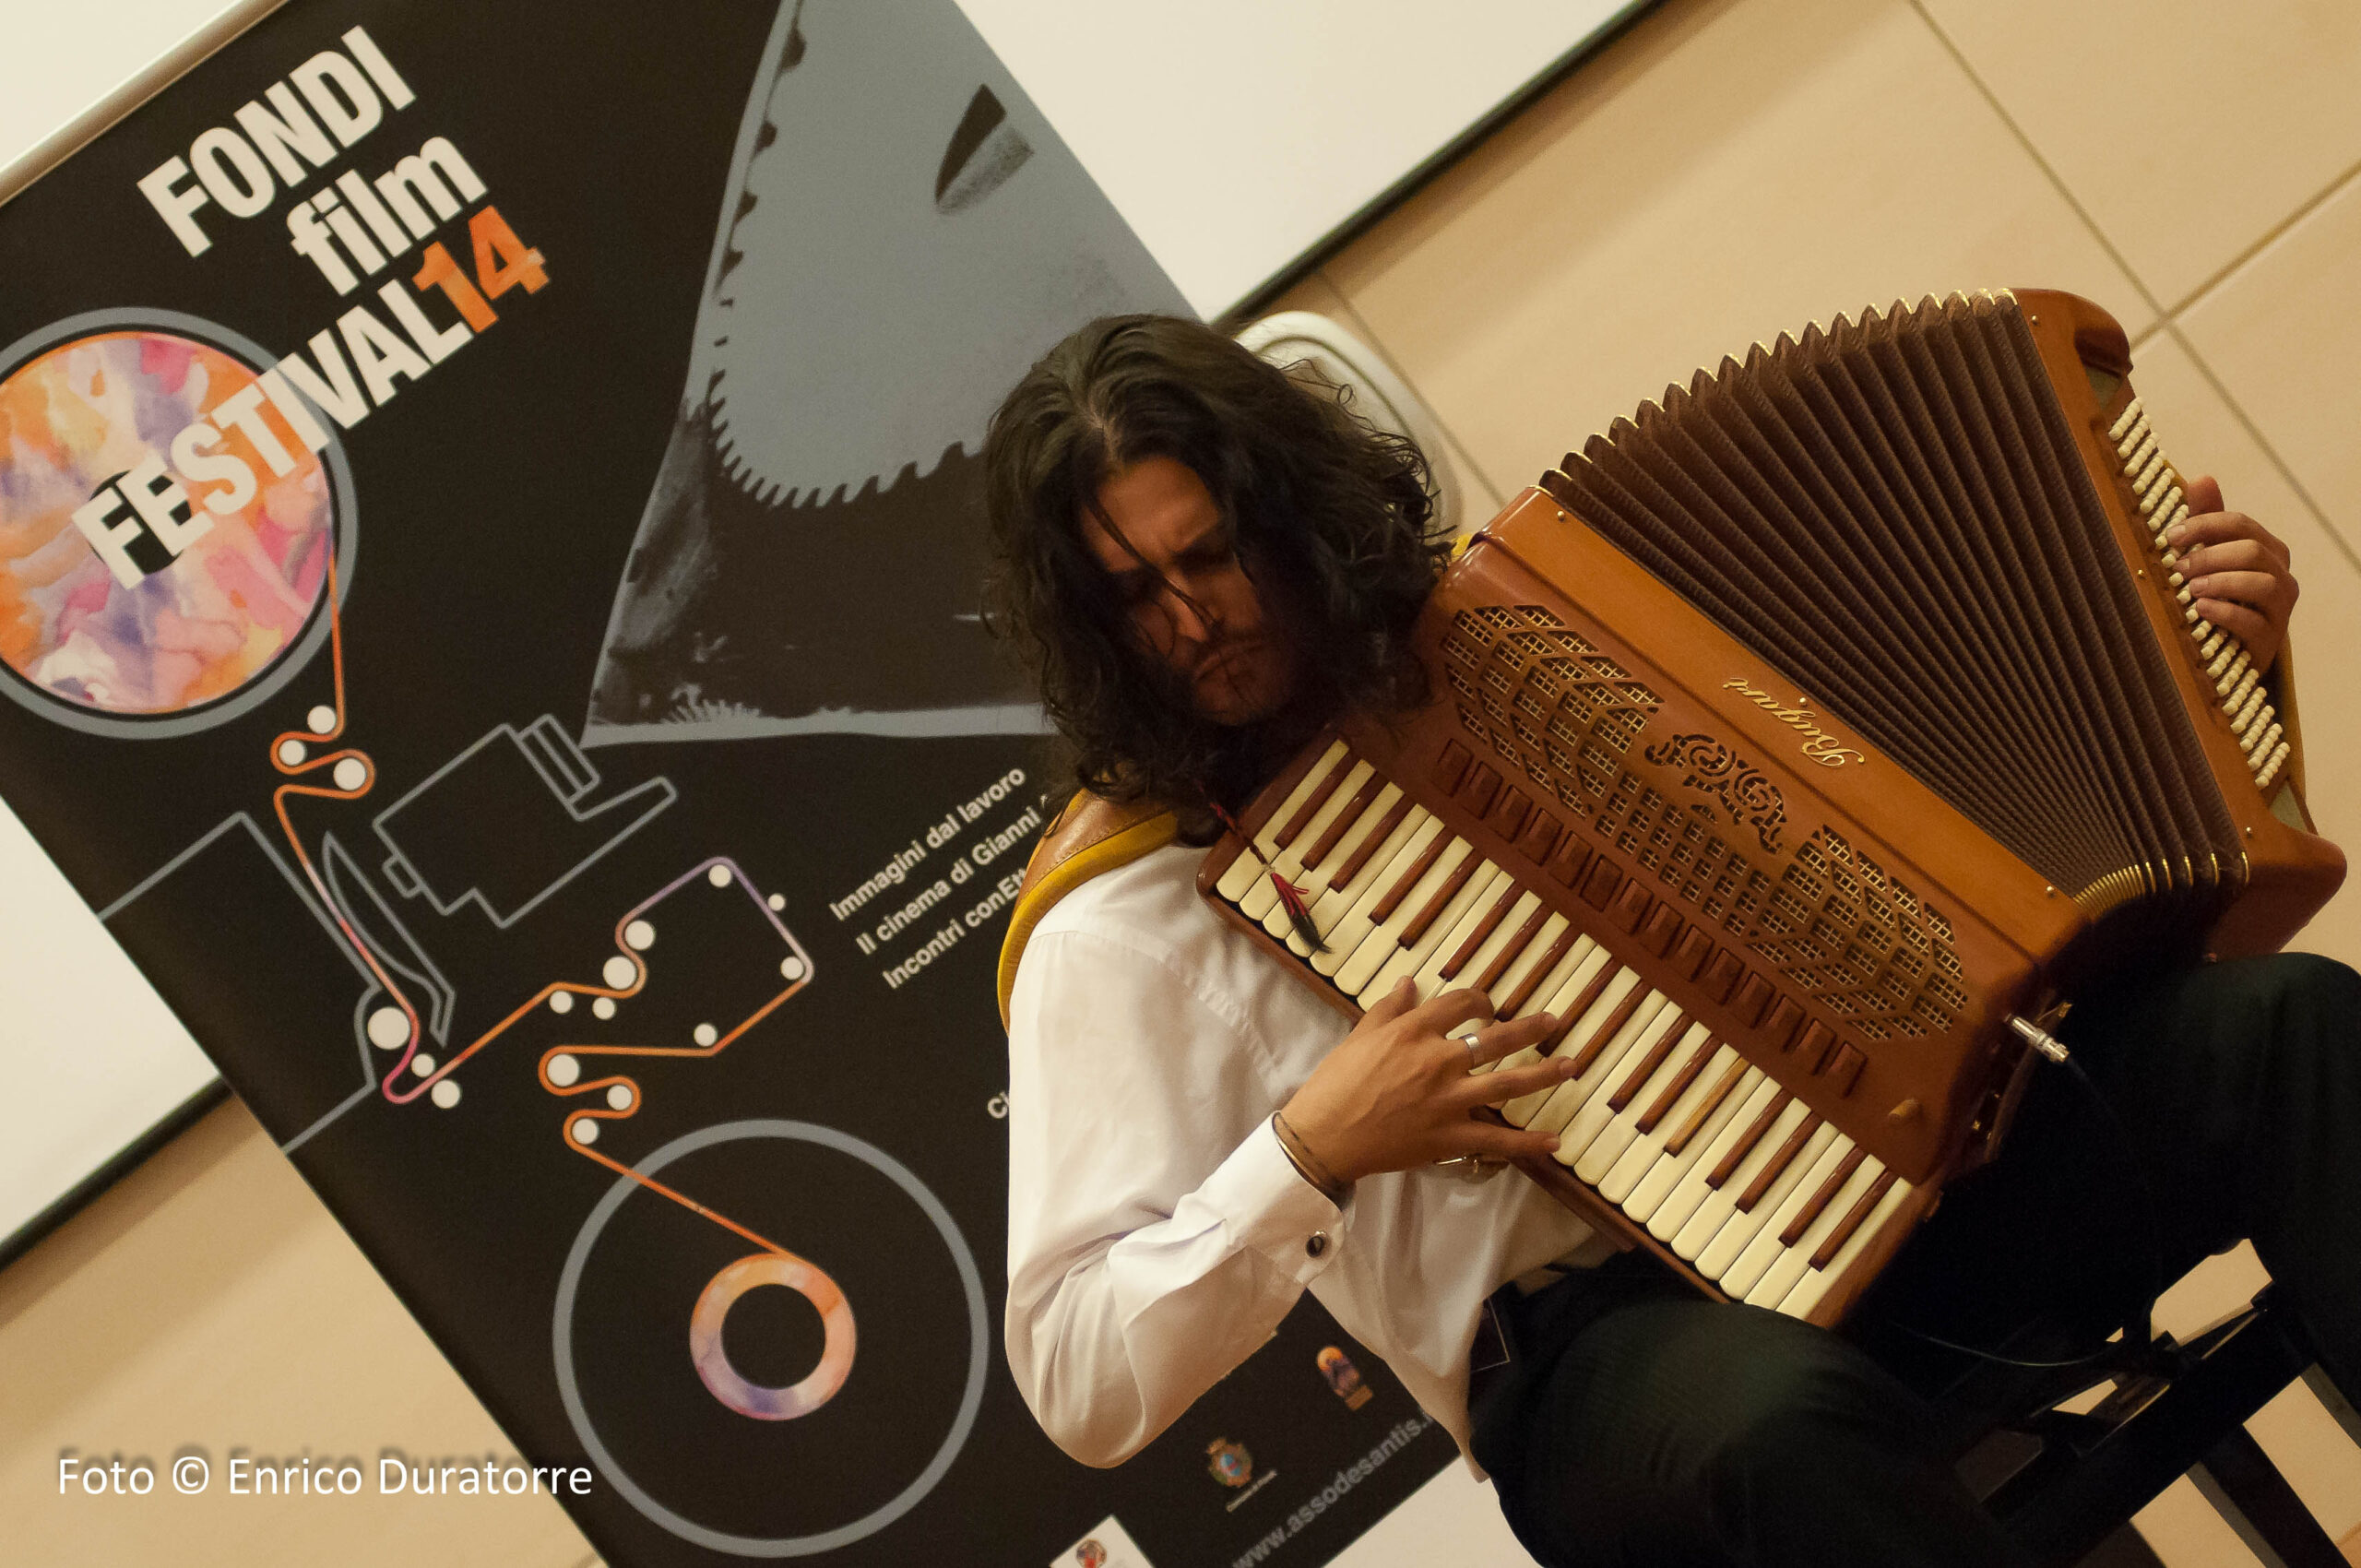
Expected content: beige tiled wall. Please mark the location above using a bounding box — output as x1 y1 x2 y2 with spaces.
7 3 2357 1565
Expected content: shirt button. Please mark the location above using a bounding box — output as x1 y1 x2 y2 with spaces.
1305 1231 1330 1258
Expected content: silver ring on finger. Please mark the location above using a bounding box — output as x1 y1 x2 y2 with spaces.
1433 1152 1506 1183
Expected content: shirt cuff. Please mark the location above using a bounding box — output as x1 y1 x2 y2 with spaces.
1193 1116 1349 1285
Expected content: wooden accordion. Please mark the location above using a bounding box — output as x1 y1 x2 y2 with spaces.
1199 289 2344 1327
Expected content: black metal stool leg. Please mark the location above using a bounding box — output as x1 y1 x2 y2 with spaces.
1994 1300 2319 1566
2299 1365 2361 1448
2074 1524 2167 1568
2188 1425 2347 1568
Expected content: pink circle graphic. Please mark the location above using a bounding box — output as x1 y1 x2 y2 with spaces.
688 1251 858 1420
0 330 333 717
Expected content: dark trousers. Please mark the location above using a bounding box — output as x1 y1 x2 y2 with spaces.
1467 954 2361 1567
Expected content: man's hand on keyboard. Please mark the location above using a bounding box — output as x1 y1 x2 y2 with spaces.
1281 980 1572 1185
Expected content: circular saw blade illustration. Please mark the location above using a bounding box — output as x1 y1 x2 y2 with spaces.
586 0 1188 743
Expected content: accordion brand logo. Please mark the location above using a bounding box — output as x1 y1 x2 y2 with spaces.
0 310 355 738
1720 680 1866 769
1644 732 1787 854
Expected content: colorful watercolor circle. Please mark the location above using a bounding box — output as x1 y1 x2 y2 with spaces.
0 311 355 738
689 1250 858 1420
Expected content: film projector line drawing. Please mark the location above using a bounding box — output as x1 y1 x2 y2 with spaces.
268 629 979 1550
96 503 972 1553
373 715 677 929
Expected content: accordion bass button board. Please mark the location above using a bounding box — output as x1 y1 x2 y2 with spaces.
1198 288 2342 1326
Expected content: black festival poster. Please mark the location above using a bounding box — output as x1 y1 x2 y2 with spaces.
0 1 1458 1563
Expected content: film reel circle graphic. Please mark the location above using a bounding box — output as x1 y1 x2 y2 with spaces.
0 308 357 738
553 1120 988 1557
689 1251 856 1420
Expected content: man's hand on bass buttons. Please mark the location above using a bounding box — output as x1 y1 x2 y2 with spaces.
2171 475 2299 677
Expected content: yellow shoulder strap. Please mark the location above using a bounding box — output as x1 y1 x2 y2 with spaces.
996 793 1179 1027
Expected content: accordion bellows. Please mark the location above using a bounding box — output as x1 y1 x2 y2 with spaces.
1548 291 2283 930
1199 289 2343 1324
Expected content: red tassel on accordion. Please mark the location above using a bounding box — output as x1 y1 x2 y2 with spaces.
1206 800 1325 952
1271 872 1324 953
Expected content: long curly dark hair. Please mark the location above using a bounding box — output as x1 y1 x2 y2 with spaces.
983 315 1448 840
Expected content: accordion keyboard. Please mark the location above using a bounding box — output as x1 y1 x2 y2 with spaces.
1211 736 1918 1321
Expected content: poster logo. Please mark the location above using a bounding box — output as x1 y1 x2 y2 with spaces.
1052 1515 1156 1568
1204 1437 1253 1490
0 311 354 737
1318 1345 1372 1409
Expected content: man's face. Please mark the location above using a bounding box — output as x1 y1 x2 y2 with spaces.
1084 455 1299 726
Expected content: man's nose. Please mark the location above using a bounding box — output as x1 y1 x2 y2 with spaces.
1157 582 1216 644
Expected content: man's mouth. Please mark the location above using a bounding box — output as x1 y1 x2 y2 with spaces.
1193 639 1254 690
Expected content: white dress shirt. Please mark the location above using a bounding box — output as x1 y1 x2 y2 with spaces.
1004 840 1598 1467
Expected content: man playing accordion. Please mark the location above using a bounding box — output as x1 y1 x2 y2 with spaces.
987 314 2357 1566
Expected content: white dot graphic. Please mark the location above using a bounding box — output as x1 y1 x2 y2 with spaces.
623 920 656 951
277 739 306 766
780 955 806 981
591 997 616 1020
606 1084 633 1111
707 864 732 887
573 1119 599 1145
366 1007 409 1050
766 894 785 911
548 991 575 1015
601 956 637 990
693 1023 718 1047
431 1080 461 1109
332 757 367 791
307 705 337 734
411 1053 436 1077
547 1054 580 1087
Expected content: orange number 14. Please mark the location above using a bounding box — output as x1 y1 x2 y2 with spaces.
412 205 549 329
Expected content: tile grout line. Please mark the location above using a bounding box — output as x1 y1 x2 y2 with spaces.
1905 0 2361 580
1314 272 1511 516
1907 2 2153 318
1902 4 2165 316
2157 321 2361 576
2162 155 2361 322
